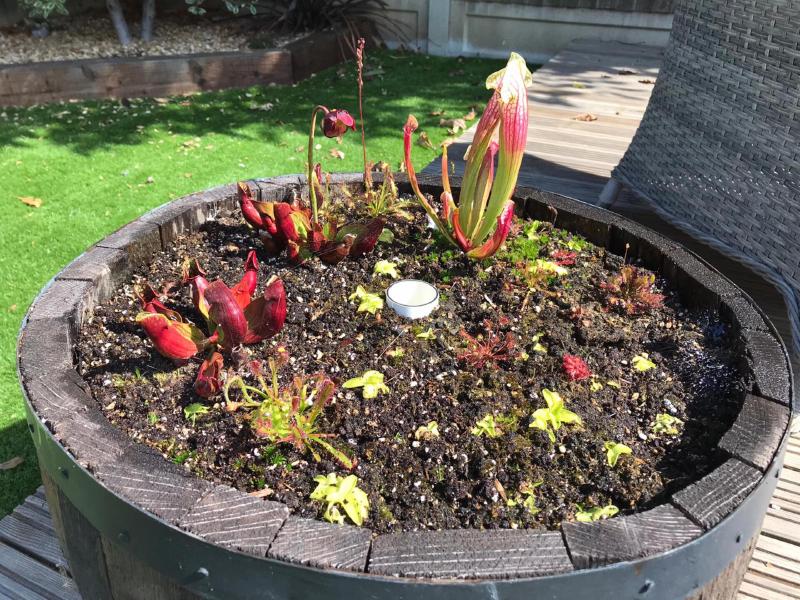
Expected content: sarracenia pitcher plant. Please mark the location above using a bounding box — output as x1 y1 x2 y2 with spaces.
403 52 532 259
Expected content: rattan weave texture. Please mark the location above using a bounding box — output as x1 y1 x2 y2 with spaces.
613 0 800 353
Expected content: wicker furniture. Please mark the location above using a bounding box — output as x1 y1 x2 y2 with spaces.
602 0 800 356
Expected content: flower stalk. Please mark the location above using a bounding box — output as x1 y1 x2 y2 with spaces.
308 105 326 224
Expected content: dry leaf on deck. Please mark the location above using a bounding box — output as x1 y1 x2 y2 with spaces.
417 131 435 150
573 113 598 122
440 117 466 131
0 456 24 471
329 148 345 160
18 196 42 208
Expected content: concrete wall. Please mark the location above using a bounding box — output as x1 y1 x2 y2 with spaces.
381 0 673 62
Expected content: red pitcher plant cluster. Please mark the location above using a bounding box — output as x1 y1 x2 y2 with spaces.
237 102 383 265
403 52 532 259
135 251 286 397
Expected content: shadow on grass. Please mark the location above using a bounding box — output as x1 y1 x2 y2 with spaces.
0 51 510 155
0 419 40 517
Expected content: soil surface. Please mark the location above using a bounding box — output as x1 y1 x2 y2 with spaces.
76 196 748 533
0 14 300 65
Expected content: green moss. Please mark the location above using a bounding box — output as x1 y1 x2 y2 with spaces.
377 499 397 524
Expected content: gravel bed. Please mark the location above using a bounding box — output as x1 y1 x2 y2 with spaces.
0 15 298 65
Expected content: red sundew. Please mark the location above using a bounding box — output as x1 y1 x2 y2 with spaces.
563 354 591 381
552 249 577 266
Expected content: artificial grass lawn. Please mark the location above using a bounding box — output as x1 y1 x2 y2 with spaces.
0 50 507 516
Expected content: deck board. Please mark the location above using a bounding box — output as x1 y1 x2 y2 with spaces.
1 39 798 598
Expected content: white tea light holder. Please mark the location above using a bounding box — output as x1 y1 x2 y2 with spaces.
386 280 439 320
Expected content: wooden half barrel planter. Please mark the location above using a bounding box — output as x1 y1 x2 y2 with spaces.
18 174 793 600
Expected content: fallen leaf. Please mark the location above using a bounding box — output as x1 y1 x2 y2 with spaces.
18 196 42 208
441 118 467 136
493 479 508 502
440 117 466 132
429 109 445 116
638 79 655 85
0 456 24 471
417 131 435 150
329 149 345 160
463 108 477 121
8 304 17 313
572 82 586 89
295 145 304 153
145 176 155 184
617 69 637 76
573 113 598 122
248 487 274 498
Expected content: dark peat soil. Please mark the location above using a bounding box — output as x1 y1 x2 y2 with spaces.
77 202 747 533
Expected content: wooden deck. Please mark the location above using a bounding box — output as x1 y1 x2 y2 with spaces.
423 40 662 204
2 40 798 598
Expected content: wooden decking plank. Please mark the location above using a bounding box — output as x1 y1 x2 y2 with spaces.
564 39 666 59
767 507 800 526
778 480 800 498
770 492 800 514
551 50 662 71
742 571 800 599
0 542 79 600
739 579 794 600
530 81 655 105
527 104 645 128
531 77 654 99
529 97 646 120
762 512 800 546
525 140 625 166
529 121 638 144
756 535 800 573
13 502 56 535
0 570 55 600
752 548 800 581
780 467 800 486
0 512 68 571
